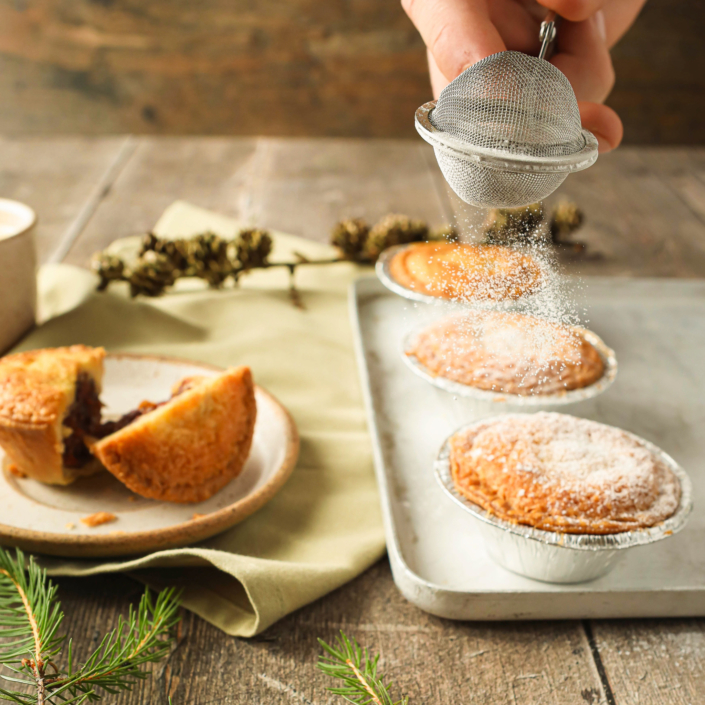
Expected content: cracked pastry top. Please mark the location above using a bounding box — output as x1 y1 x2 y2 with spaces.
90 366 256 504
407 310 605 395
0 345 106 484
388 242 543 302
450 413 681 535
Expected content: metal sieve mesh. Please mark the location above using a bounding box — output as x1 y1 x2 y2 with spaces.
432 52 584 158
415 50 598 208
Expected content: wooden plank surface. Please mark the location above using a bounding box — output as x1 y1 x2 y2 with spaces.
589 619 705 705
63 136 260 265
233 138 451 241
56 563 607 705
5 136 705 704
0 135 130 263
0 0 703 144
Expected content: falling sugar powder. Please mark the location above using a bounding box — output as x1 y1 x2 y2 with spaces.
405 202 596 396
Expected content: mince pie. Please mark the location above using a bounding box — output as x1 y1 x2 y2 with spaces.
90 366 256 503
407 310 605 395
0 345 106 484
388 242 543 302
450 413 681 534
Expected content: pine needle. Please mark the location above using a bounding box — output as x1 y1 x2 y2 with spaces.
0 548 180 704
318 632 409 705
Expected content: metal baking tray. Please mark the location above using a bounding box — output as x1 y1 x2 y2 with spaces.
350 275 705 619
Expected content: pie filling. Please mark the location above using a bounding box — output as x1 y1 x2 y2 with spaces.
62 374 103 468
61 374 190 469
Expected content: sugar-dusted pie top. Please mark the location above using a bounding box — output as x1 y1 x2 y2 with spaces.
388 242 543 301
450 413 681 534
408 310 605 395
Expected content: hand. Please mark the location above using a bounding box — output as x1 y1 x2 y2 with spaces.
402 0 647 152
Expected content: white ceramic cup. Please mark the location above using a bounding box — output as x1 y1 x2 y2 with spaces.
0 199 37 353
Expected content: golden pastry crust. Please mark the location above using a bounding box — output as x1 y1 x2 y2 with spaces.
450 413 681 535
0 346 105 485
91 366 257 503
408 311 605 395
389 242 543 302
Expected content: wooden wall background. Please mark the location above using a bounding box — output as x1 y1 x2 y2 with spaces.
0 0 702 142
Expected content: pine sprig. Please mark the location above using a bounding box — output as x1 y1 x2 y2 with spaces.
0 548 180 704
318 632 408 705
0 549 65 704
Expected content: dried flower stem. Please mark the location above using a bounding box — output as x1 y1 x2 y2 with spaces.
92 216 459 305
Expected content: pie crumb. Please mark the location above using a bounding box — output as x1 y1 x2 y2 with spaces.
65 522 75 530
80 512 117 528
7 464 26 478
192 513 206 520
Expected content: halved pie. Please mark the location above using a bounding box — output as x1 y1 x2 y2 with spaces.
0 345 105 484
90 366 257 503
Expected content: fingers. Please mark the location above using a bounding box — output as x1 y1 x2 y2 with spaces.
537 0 606 23
579 102 623 152
402 0 506 82
550 12 615 103
601 0 648 46
488 0 541 54
428 50 450 97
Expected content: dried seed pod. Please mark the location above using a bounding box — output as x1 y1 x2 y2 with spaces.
484 203 546 246
140 231 190 271
331 218 370 260
128 251 178 297
550 201 585 243
428 223 460 243
234 228 273 270
182 231 233 287
140 231 160 254
91 253 126 291
363 214 429 262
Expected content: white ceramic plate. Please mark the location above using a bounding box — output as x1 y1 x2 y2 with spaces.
0 354 299 557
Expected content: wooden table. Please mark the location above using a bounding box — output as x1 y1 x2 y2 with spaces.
2 136 705 704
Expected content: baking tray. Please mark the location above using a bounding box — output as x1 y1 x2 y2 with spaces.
350 275 705 619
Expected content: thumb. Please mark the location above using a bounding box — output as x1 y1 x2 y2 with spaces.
579 102 623 152
403 0 506 82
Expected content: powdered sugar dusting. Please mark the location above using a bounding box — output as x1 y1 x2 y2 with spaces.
452 413 681 533
409 311 604 395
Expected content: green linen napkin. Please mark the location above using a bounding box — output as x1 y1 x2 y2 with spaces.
15 201 386 637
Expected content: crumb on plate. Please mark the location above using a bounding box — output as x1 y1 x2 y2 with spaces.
80 511 117 528
7 464 26 478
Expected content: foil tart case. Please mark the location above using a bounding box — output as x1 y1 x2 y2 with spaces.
435 418 694 584
375 244 541 311
402 319 618 409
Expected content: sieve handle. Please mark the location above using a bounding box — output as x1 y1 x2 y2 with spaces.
538 11 558 60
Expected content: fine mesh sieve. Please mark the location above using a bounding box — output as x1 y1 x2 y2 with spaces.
415 19 598 208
